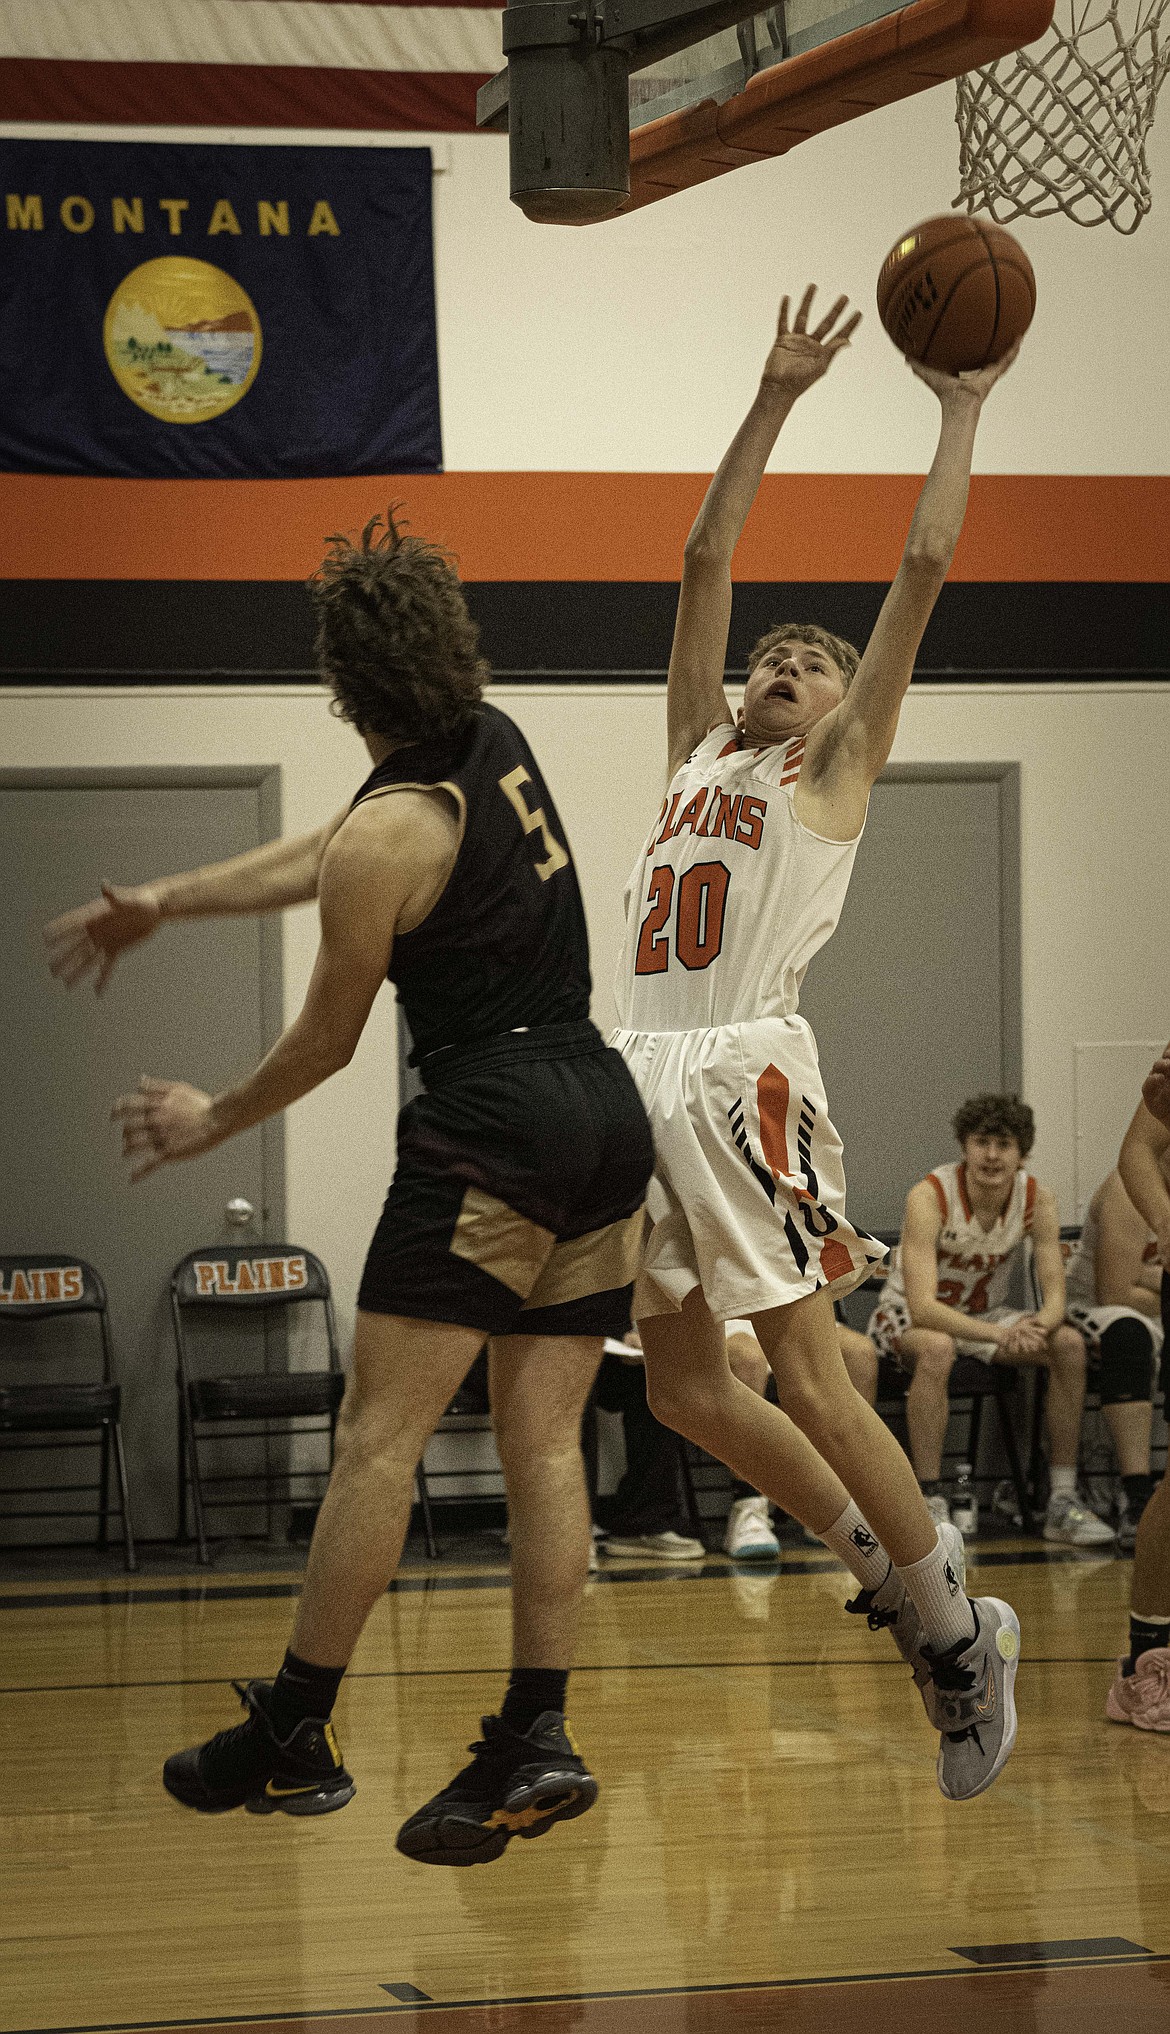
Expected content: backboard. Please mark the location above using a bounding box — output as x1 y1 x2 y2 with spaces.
479 0 1056 222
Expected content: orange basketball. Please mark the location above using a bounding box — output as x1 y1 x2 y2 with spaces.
877 215 1035 373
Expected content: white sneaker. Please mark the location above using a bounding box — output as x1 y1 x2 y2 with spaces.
924 1492 951 1527
1043 1492 1116 1546
723 1496 781 1561
927 1596 1022 1801
600 1530 706 1561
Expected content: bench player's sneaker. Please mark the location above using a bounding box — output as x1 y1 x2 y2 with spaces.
724 1495 781 1561
925 1597 1021 1800
162 1679 355 1815
395 1711 598 1866
845 1522 967 1728
1106 1648 1170 1732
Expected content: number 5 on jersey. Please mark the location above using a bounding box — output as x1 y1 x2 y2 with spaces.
635 861 730 973
498 765 570 881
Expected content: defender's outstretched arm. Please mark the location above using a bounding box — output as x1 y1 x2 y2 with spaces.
45 805 350 993
667 287 859 776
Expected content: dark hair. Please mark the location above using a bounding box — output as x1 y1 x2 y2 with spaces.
746 621 860 690
310 508 489 744
952 1093 1035 1158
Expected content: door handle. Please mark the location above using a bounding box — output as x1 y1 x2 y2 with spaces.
225 1197 255 1227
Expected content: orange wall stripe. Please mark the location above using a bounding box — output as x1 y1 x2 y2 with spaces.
0 473 1165 583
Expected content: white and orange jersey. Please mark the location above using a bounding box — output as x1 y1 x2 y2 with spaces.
880 1160 1038 1319
614 721 863 1032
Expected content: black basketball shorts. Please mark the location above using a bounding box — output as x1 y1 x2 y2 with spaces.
358 1021 655 1338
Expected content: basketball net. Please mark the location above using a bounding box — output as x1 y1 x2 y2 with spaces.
954 1 1170 231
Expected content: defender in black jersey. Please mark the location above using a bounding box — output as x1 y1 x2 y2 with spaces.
46 512 653 1864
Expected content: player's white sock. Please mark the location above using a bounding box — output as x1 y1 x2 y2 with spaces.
897 1532 977 1653
818 1501 892 1592
1049 1466 1077 1497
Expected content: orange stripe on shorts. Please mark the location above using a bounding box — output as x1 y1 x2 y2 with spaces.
756 1063 791 1180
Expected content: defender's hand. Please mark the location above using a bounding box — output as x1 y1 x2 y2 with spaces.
760 287 861 398
112 1077 221 1182
909 338 1022 408
45 882 163 994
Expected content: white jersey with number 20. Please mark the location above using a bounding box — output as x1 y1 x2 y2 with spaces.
614 723 862 1031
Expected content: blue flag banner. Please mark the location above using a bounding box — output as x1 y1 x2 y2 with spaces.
0 139 441 478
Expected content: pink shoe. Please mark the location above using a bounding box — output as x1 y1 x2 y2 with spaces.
1106 1648 1170 1732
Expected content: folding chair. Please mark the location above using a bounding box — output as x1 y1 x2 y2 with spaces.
171 1243 344 1565
0 1253 136 1569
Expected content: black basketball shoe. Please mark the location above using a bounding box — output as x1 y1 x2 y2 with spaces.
395 1711 597 1866
162 1679 356 1816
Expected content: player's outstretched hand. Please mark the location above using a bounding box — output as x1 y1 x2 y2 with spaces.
1141 1050 1170 1133
761 286 861 398
909 338 1023 408
112 1076 221 1182
45 882 163 994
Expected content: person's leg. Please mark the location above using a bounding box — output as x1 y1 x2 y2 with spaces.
600 1351 693 1542
838 1324 879 1407
752 1291 941 1572
721 1329 782 1553
163 1310 486 1814
1095 1317 1158 1538
900 1330 959 1487
489 1331 601 1687
395 1333 609 1865
997 1328 1115 1544
640 1289 853 1535
1107 1460 1170 1728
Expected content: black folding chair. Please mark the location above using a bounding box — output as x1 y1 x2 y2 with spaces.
0 1253 136 1569
171 1244 344 1565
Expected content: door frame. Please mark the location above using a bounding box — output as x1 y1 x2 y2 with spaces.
876 760 1022 1096
1 764 286 1240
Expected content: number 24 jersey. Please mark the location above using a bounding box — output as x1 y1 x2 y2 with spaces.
614 721 864 1034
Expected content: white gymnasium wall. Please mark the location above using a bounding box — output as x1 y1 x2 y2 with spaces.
435 81 1170 474
5 679 1169 1337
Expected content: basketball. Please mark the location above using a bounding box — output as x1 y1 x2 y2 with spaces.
876 215 1036 373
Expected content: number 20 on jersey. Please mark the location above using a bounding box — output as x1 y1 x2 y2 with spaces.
635 861 730 973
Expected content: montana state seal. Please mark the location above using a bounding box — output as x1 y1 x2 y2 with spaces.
103 257 262 423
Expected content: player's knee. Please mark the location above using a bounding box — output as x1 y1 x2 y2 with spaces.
909 1333 956 1380
1047 1324 1087 1376
1097 1317 1157 1405
780 1375 859 1455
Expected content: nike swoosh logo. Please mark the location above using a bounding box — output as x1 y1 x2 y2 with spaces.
974 1665 997 1719
264 1779 320 1798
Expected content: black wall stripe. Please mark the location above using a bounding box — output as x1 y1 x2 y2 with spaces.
2 581 1167 682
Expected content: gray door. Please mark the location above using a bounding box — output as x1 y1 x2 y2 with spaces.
799 766 1020 1235
0 771 284 1541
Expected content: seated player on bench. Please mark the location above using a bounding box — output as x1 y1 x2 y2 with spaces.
869 1094 1113 1544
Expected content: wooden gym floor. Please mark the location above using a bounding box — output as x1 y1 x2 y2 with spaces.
3 1538 1170 2034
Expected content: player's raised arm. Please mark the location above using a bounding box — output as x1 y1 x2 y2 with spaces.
666 287 859 776
799 344 1020 839
44 805 351 994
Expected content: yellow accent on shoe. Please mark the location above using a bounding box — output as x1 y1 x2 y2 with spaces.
484 1790 579 1833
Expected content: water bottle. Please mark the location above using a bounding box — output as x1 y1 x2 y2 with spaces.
951 1462 979 1535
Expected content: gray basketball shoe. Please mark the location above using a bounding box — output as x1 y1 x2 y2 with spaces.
845 1522 967 1728
926 1596 1022 1801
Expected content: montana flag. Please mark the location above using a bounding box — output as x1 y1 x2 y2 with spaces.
0 139 442 477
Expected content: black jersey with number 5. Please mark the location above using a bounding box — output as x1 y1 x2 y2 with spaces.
350 702 592 1062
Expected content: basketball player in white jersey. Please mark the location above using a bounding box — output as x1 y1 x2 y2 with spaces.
614 286 1022 1801
871 1093 1112 1545
1108 1050 1170 1730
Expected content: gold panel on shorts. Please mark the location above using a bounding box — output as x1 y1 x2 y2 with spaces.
521 1206 647 1312
449 1187 555 1298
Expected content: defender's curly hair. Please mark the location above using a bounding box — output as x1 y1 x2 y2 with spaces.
952 1093 1035 1158
747 621 860 690
310 509 489 744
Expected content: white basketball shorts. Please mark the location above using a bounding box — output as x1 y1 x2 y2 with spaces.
868 1295 1029 1365
613 1015 885 1322
1066 1301 1164 1359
